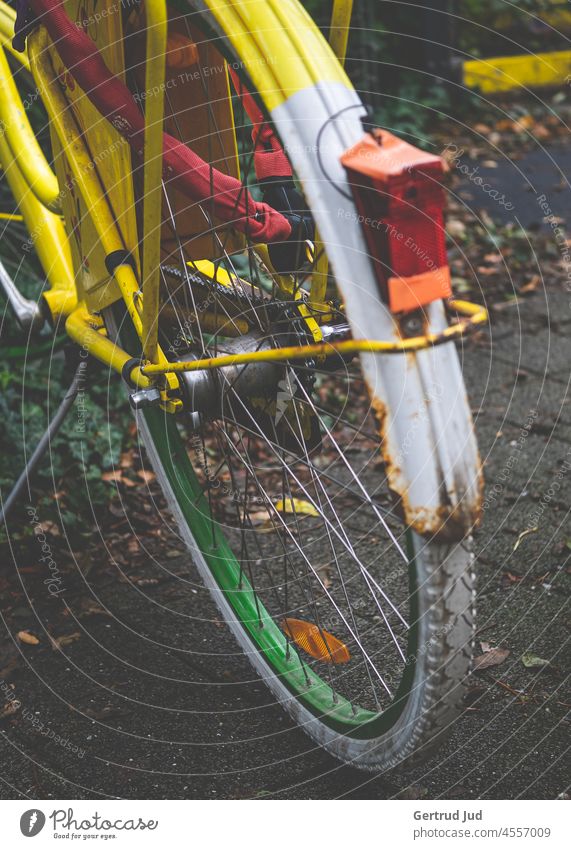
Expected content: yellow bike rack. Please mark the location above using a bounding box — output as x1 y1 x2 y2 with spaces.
141 300 488 379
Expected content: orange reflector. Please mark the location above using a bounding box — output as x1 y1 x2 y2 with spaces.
282 618 350 664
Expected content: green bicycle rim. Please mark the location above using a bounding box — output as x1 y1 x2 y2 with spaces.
141 402 420 739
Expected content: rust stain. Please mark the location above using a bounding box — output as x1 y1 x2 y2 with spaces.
367 376 483 542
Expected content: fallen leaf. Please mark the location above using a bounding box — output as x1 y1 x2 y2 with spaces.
0 699 21 719
119 451 134 469
514 114 534 133
491 297 524 311
532 124 550 140
317 565 332 589
49 631 81 651
102 470 122 483
135 577 160 587
473 122 491 135
85 704 127 720
36 520 60 536
452 277 472 293
521 651 551 669
503 571 523 583
473 647 510 670
17 631 39 646
78 600 111 618
446 219 466 239
513 527 538 551
520 275 540 294
137 469 156 484
275 497 319 518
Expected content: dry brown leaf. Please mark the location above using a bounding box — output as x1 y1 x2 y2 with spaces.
102 470 122 483
135 577 160 587
119 451 134 469
520 275 540 294
37 520 60 536
17 630 39 646
78 600 111 618
473 647 510 671
504 571 523 583
532 124 550 140
137 469 156 484
0 698 21 719
446 219 466 239
513 115 534 133
49 631 81 651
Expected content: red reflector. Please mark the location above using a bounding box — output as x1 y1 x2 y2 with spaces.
341 130 452 313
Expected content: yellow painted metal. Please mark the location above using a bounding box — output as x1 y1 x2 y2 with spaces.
0 44 61 212
142 300 488 377
329 0 353 66
0 120 76 321
0 212 23 221
28 28 180 408
202 0 351 112
190 259 234 289
463 49 571 93
41 0 139 312
66 304 150 389
29 30 126 261
0 1 30 69
252 245 323 343
309 241 329 310
310 0 354 310
141 0 167 365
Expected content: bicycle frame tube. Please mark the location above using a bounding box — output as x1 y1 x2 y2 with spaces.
0 2 30 68
140 0 167 365
27 26 181 407
0 24 75 319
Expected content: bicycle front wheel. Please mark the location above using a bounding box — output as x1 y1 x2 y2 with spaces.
105 0 478 770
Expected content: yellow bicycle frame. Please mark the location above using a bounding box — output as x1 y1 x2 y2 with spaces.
0 0 486 411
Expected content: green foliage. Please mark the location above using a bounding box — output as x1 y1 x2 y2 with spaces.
0 350 129 515
299 1 568 138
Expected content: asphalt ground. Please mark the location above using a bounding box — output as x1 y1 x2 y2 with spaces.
0 265 569 800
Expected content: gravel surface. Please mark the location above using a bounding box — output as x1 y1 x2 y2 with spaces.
1 276 569 801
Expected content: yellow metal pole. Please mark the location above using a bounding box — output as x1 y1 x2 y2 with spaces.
140 0 167 365
141 300 488 376
0 44 61 212
310 1 354 307
0 126 76 321
0 0 30 69
329 0 353 66
28 28 181 408
66 304 150 388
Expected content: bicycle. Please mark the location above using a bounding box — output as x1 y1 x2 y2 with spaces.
0 0 486 770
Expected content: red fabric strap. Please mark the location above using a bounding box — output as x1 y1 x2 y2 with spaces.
228 67 292 181
29 0 291 243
